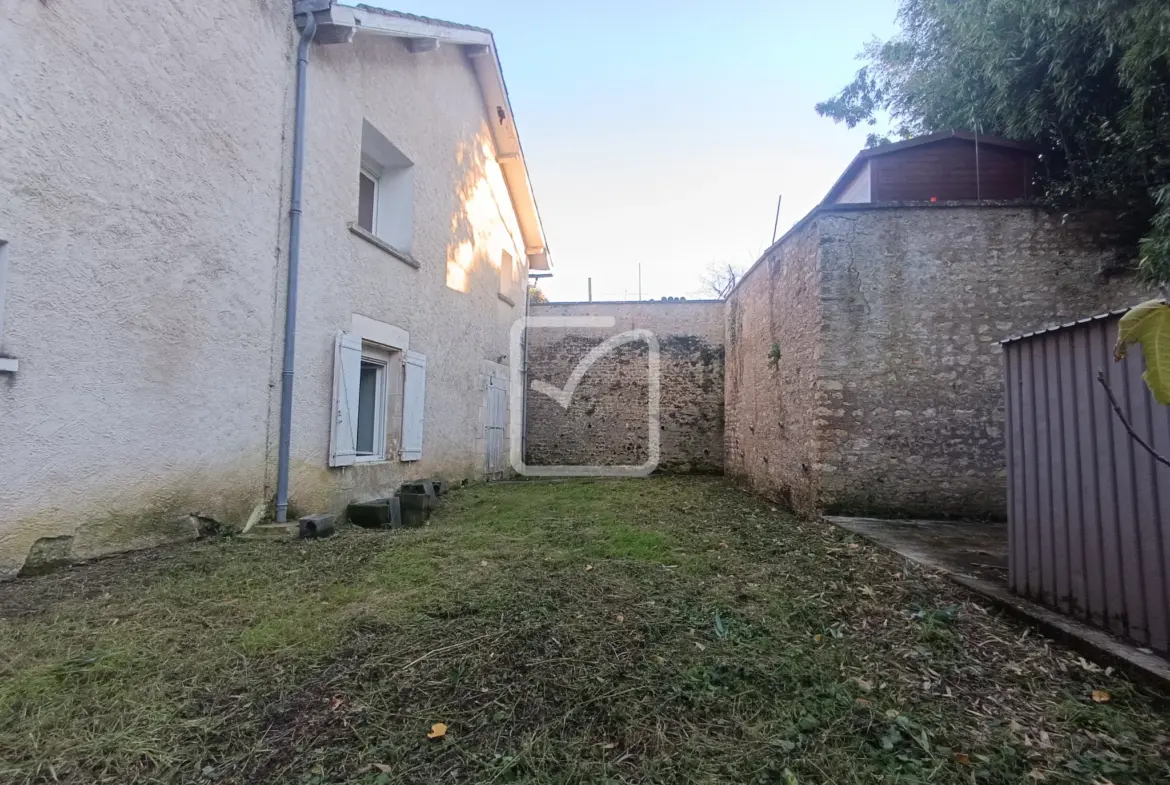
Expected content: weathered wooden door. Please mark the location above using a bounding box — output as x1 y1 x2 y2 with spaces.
485 375 507 478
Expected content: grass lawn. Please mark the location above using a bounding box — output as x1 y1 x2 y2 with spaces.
1 477 1168 784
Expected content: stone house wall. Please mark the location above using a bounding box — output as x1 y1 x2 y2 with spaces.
525 301 725 473
726 203 1152 519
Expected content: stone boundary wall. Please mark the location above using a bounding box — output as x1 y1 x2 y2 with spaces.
726 202 1152 519
525 301 725 473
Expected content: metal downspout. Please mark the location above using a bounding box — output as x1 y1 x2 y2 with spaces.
275 11 318 523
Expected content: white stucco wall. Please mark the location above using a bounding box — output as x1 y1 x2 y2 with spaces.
0 0 293 576
285 31 528 512
0 2 531 575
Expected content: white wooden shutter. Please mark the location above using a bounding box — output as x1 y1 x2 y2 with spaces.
329 331 363 467
400 350 427 461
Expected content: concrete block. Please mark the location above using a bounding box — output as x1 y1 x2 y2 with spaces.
299 514 337 539
346 498 402 529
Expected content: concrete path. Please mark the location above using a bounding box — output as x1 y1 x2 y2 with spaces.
826 515 1170 690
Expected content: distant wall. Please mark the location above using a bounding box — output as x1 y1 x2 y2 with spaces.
525 302 724 473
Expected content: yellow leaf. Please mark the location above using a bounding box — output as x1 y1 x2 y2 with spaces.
427 722 448 739
813 634 824 644
1091 689 1111 703
1115 298 1170 404
954 752 971 766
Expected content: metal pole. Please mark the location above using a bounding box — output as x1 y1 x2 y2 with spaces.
974 126 982 203
638 264 642 301
588 277 592 302
275 11 318 523
771 194 783 244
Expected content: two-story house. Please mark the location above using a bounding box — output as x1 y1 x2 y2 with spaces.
0 0 550 576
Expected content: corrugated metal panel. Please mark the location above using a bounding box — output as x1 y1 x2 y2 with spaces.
1003 311 1170 654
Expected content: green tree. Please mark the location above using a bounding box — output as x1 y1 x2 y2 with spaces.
816 0 1170 285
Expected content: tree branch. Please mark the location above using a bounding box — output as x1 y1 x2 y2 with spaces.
1096 370 1170 469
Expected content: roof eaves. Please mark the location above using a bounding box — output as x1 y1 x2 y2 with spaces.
355 4 491 34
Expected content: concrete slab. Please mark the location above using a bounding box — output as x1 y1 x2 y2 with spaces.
826 516 1008 584
827 515 1170 691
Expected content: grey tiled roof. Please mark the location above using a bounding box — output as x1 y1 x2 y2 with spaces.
355 5 492 35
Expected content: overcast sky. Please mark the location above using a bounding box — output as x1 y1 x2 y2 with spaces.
366 1 899 301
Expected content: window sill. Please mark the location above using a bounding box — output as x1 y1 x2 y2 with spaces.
0 357 18 374
348 224 421 269
498 292 515 307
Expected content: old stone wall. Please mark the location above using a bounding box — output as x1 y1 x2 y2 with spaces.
816 204 1151 518
727 202 1153 520
525 302 724 473
724 220 824 514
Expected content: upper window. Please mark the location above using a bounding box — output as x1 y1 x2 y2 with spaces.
357 120 414 253
498 249 515 303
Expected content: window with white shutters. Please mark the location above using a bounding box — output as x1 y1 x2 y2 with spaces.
400 350 427 461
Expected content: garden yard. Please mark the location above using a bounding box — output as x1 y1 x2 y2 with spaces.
1 477 1167 784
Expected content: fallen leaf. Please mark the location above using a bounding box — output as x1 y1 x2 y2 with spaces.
719 542 729 549
372 763 392 773
854 678 873 693
855 697 871 707
695 642 706 651
1028 768 1047 781
584 564 594 572
813 634 824 644
615 614 625 622
954 752 970 766
329 695 344 711
1091 689 1111 703
653 655 666 665
859 585 875 597
479 560 488 567
427 722 448 739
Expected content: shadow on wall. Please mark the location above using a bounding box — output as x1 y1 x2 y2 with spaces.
445 124 520 294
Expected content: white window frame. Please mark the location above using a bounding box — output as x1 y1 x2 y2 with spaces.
355 345 393 463
359 165 381 235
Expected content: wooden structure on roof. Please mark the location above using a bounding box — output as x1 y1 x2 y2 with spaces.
823 131 1037 205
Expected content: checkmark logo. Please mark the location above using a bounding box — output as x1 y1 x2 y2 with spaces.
530 330 656 409
509 315 661 477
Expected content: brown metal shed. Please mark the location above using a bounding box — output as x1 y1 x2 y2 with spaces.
1002 310 1170 654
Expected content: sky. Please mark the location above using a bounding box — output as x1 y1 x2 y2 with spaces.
368 0 900 301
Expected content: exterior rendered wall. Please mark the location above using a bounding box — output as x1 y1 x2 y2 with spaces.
284 33 528 513
724 220 824 514
0 0 292 577
525 301 724 473
815 204 1151 517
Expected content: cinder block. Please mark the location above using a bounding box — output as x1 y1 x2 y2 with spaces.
299 514 336 539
